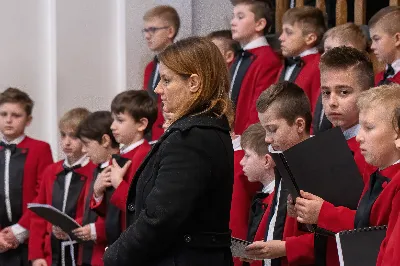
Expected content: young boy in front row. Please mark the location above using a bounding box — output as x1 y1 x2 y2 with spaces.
369 6 400 85
90 90 156 244
230 0 281 135
278 6 326 115
295 84 400 266
240 123 275 266
0 88 53 266
29 108 94 266
74 111 121 266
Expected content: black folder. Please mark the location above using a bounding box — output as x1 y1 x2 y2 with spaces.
270 127 364 210
336 225 387 266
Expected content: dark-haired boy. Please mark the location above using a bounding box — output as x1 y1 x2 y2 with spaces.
91 90 156 244
368 6 400 85
230 0 282 135
208 30 240 67
0 88 53 266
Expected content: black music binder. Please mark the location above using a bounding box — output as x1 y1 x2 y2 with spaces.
231 237 260 260
336 225 387 266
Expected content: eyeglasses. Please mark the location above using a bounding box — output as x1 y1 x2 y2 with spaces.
141 26 169 35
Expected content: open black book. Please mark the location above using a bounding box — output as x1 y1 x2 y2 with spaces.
336 225 387 266
28 203 81 241
270 127 364 234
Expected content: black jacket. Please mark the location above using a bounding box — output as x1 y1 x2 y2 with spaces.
103 114 234 266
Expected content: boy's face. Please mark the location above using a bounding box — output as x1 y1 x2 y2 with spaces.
370 25 399 64
60 128 84 160
111 111 145 146
0 103 31 141
258 105 305 152
143 17 174 53
279 22 309 57
321 68 363 131
357 105 399 168
81 137 109 165
240 148 266 183
231 4 261 44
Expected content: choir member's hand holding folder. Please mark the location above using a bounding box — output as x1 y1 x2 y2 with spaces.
28 203 82 242
270 127 364 234
231 237 260 261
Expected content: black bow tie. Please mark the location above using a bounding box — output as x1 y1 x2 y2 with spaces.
285 56 303 67
0 142 17 154
236 49 252 59
60 164 82 175
384 64 395 79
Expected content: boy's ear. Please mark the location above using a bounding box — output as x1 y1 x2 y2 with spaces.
188 74 201 93
255 18 267 34
264 154 275 169
395 132 400 150
138 118 149 133
225 50 235 65
394 32 400 47
304 32 318 47
167 26 175 40
295 117 306 134
25 115 32 127
101 134 111 148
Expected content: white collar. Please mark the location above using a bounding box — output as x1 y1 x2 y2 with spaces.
1 134 25 145
64 154 89 168
388 58 400 76
262 180 275 194
100 160 110 168
343 124 360 141
297 47 319 58
232 135 242 151
268 144 281 154
120 139 145 154
243 36 269 51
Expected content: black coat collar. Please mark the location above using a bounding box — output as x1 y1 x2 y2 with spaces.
167 114 230 135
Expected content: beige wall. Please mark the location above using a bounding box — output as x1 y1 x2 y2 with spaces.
0 0 233 159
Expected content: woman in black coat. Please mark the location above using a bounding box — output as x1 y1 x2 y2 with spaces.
103 37 235 266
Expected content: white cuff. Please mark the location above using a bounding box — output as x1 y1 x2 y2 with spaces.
89 223 97 241
11 224 29 244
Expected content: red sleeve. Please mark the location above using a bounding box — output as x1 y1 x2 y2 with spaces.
95 216 107 245
18 143 53 229
317 201 356 233
90 196 107 217
285 233 315 265
110 180 130 211
28 171 50 260
309 72 321 115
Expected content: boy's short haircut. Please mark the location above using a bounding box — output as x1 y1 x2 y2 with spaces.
230 0 274 34
320 46 374 90
208 30 241 54
368 6 400 35
323 23 368 51
143 5 180 39
76 111 119 149
0 87 34 116
111 90 157 135
256 81 312 133
241 122 269 157
357 83 400 126
59 107 91 132
282 6 327 46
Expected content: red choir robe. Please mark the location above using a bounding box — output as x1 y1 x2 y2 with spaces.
78 164 108 266
143 59 164 140
90 141 151 243
0 136 53 266
231 46 282 135
28 160 96 266
230 149 261 266
277 53 321 115
380 211 400 266
374 71 400 86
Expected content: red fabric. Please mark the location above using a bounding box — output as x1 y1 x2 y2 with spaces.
0 136 53 231
230 150 261 266
374 71 400 86
233 46 282 135
28 160 96 265
276 53 321 115
143 60 164 140
380 211 400 266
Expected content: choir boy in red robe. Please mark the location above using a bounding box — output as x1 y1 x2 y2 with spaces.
0 88 53 266
73 111 121 266
239 123 275 266
91 90 156 244
29 108 94 266
278 7 326 115
230 0 282 135
368 7 400 86
208 30 240 68
142 5 180 141
243 81 312 266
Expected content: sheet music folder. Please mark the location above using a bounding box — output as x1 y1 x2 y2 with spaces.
28 203 81 241
270 127 364 210
336 225 387 266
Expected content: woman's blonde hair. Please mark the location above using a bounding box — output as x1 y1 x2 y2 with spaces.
158 37 234 128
